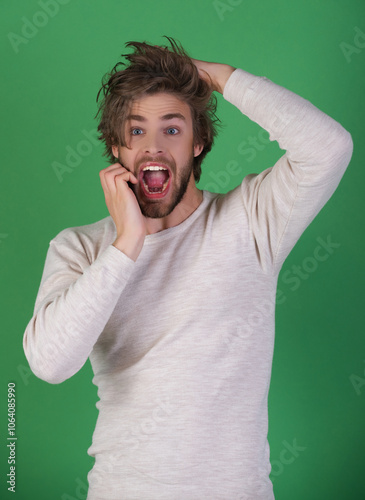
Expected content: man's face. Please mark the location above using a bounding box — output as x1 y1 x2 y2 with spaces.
112 92 203 219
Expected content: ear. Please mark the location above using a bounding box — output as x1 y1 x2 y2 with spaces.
112 145 119 158
193 143 204 157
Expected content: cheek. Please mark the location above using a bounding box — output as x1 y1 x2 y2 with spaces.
177 136 195 156
118 149 135 168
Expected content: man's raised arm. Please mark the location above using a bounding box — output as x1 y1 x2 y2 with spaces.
193 58 353 273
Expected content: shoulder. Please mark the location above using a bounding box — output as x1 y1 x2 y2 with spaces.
50 216 116 263
201 182 249 232
203 176 251 214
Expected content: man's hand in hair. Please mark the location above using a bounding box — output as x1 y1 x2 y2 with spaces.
191 59 236 95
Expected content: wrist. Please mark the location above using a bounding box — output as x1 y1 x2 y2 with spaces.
214 64 236 94
113 232 145 262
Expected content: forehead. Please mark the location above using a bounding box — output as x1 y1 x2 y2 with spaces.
128 92 192 122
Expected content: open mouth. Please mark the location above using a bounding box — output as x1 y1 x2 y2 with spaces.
140 164 171 198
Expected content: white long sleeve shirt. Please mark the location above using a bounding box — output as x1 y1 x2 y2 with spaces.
23 68 353 499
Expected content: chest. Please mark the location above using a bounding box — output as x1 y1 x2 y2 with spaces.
95 223 276 367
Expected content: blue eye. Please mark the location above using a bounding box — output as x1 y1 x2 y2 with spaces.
131 128 143 135
166 127 178 135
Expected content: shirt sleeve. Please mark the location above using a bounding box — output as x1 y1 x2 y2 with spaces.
223 68 353 274
22 228 135 384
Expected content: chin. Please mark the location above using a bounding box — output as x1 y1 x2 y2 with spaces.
139 199 177 219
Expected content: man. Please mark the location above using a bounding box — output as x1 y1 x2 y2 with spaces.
23 37 353 499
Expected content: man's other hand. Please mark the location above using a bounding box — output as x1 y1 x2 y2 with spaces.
99 163 146 262
191 59 236 94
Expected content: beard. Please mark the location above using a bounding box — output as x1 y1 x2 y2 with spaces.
128 150 195 219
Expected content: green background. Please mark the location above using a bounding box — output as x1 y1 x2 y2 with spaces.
1 0 364 498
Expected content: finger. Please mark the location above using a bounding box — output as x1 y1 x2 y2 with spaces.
100 166 118 194
99 162 126 179
114 170 138 187
100 164 130 190
102 168 138 195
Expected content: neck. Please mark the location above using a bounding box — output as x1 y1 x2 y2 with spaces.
145 177 203 235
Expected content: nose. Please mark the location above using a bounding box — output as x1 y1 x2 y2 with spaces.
143 131 164 155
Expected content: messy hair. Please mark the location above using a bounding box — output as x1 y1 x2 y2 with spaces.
95 36 220 182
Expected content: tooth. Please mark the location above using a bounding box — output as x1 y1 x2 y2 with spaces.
143 166 167 171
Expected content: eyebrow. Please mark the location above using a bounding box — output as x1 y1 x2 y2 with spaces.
126 113 186 122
